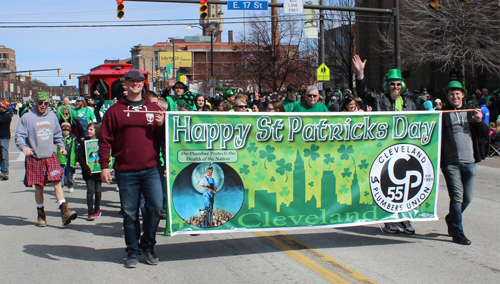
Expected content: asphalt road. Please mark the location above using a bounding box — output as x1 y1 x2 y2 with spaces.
1 114 499 283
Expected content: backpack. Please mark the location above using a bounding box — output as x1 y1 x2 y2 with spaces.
74 108 90 138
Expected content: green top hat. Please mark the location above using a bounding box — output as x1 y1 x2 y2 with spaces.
385 69 405 82
443 81 467 95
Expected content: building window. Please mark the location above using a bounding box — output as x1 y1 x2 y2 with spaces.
1 53 5 59
2 63 6 68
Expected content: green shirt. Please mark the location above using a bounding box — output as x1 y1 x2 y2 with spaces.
282 98 300 112
71 107 96 124
293 102 329 112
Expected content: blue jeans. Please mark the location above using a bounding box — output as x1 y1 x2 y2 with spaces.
61 163 75 188
0 139 9 174
116 166 163 259
442 163 476 236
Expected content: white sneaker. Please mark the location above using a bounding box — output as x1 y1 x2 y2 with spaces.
68 188 74 193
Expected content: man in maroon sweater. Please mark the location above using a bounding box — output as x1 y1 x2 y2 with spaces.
99 70 165 268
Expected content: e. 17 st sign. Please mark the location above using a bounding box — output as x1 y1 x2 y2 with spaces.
227 1 268 10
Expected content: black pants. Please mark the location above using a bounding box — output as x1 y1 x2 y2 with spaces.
86 179 102 215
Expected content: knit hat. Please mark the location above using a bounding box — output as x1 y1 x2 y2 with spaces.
0 101 9 108
443 81 467 95
61 122 71 131
423 101 434 111
177 91 197 111
479 97 487 105
36 92 50 101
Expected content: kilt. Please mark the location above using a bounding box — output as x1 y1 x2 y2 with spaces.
24 152 64 187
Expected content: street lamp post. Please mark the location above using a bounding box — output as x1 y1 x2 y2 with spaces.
168 37 176 81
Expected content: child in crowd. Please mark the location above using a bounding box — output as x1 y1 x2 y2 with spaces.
78 123 103 221
57 122 78 193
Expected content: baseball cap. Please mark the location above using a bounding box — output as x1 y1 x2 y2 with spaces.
124 70 145 81
76 97 85 102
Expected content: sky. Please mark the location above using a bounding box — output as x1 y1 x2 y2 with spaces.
0 0 249 86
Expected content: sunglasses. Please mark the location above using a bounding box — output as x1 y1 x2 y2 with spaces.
37 101 49 106
307 94 319 98
236 105 248 108
389 82 402 87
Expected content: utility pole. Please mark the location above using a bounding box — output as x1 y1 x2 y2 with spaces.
393 0 400 69
319 0 325 97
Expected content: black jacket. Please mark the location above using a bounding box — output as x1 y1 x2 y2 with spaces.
440 105 489 167
0 110 13 139
356 79 417 111
78 137 102 181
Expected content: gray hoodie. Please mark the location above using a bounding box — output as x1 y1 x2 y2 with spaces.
15 105 65 159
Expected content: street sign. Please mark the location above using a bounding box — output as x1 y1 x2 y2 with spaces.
317 63 330 81
227 1 268 10
209 76 216 87
283 0 304 15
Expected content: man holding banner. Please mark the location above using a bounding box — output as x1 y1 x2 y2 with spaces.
353 54 417 235
99 70 165 268
440 81 488 245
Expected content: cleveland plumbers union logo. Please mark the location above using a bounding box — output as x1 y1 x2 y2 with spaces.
369 143 434 213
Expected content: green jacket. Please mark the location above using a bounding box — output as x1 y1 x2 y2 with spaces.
57 134 77 167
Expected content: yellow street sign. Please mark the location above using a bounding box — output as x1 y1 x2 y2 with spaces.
317 63 330 81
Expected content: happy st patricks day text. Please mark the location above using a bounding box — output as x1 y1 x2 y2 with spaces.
171 115 436 149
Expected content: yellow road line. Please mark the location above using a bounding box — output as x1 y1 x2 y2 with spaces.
254 231 377 284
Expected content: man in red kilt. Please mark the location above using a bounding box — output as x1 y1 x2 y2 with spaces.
15 92 77 227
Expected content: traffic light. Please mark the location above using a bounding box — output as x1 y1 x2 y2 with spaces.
200 0 208 20
156 70 160 78
29 71 32 78
69 73 72 79
117 0 125 19
58 69 61 76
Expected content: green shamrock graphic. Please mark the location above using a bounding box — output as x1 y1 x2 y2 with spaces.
308 181 315 187
314 170 319 176
254 172 265 182
337 145 354 161
283 146 294 157
275 158 292 182
252 161 257 167
280 187 290 201
239 164 250 179
364 191 370 197
304 144 320 167
247 142 258 157
259 145 277 169
323 153 335 169
270 176 276 182
339 184 349 195
358 159 369 171
341 168 352 180
280 187 290 197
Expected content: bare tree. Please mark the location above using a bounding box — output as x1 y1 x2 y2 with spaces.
240 12 304 93
323 0 356 90
378 0 500 86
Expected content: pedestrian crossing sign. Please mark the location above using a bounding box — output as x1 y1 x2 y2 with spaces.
317 63 330 81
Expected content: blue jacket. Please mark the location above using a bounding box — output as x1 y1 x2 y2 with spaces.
480 104 490 126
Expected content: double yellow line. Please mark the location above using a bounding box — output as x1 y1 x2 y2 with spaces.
254 231 377 284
